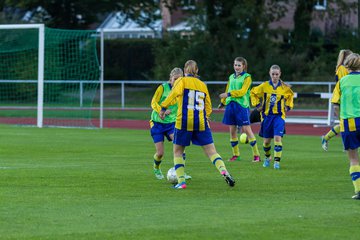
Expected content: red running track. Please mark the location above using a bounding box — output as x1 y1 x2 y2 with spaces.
0 115 330 136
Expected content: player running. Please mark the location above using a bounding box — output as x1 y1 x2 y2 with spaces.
331 53 360 200
160 60 235 189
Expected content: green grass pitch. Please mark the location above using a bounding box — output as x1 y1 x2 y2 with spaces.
0 124 358 239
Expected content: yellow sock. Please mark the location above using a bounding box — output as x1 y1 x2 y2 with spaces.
174 156 185 183
249 137 260 156
274 141 282 161
263 142 271 158
210 153 227 173
153 153 162 170
324 125 340 141
230 138 239 156
350 165 360 193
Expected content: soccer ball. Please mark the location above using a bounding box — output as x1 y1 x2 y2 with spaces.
239 133 248 144
167 167 178 184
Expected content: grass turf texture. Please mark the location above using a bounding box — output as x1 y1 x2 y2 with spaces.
0 125 358 239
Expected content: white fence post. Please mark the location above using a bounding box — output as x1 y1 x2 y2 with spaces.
121 82 125 109
80 81 83 107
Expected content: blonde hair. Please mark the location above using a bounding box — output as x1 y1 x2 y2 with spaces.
169 67 183 81
234 57 248 72
184 60 199 76
270 64 289 87
336 49 353 72
344 53 360 71
270 64 281 71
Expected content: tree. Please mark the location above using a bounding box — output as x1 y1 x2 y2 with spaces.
292 0 315 52
292 0 357 48
154 0 289 80
2 0 161 29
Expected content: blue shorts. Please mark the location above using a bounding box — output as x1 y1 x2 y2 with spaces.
150 121 175 143
259 115 285 138
173 128 214 146
341 130 360 150
222 101 250 126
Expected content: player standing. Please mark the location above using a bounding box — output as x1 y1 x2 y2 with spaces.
219 57 261 162
250 65 294 169
150 68 191 180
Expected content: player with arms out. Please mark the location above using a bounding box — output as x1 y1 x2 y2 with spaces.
160 60 235 189
150 68 191 180
250 65 294 169
219 57 261 162
331 53 360 200
321 49 353 151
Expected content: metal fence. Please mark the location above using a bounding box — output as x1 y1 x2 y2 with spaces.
0 80 337 127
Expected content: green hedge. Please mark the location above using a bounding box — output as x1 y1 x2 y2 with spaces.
101 39 158 80
100 30 359 82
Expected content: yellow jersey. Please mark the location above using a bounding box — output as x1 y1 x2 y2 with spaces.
250 80 294 119
335 65 349 82
332 65 349 104
161 76 212 131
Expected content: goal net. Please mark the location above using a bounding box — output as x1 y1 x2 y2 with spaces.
0 24 100 128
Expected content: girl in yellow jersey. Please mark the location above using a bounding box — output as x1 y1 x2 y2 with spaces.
150 68 186 180
321 49 353 151
159 60 235 189
331 53 360 200
219 57 261 162
250 65 294 169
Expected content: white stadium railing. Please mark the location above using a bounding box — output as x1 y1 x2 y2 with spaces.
0 80 336 128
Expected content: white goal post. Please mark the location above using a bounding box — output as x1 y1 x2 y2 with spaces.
0 24 45 127
0 24 101 128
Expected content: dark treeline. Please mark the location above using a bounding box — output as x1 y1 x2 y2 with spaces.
102 0 359 82
1 0 359 82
